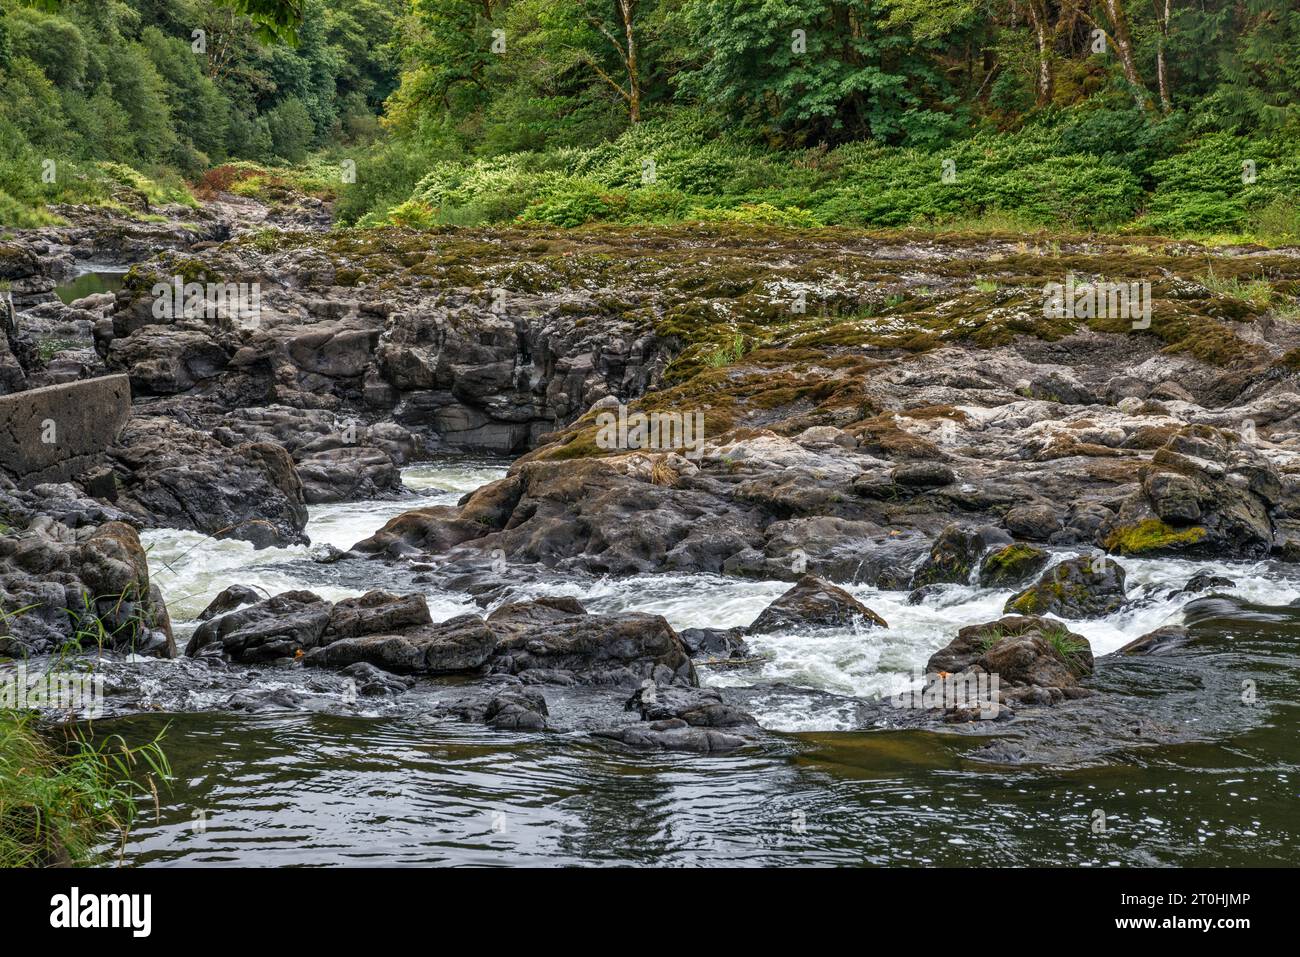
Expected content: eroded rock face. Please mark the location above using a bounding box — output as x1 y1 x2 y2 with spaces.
746 575 887 634
13 218 1300 594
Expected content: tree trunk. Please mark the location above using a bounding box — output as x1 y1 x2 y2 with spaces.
1025 0 1055 106
619 0 640 123
1100 0 1153 110
1155 0 1172 111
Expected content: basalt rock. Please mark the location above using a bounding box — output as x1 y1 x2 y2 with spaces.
486 600 696 687
190 589 437 664
185 590 333 661
0 519 172 657
197 584 263 621
926 615 1094 706
106 416 308 548
305 614 499 673
1004 556 1128 619
624 681 758 729
679 626 750 660
746 575 887 634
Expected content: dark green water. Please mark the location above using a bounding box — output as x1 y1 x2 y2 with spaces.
55 270 125 304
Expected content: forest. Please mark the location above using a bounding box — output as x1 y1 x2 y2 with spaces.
0 0 1297 238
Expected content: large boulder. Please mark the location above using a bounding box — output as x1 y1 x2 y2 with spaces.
185 590 333 661
746 575 887 634
107 416 308 547
926 615 1094 706
0 519 172 657
1004 556 1128 619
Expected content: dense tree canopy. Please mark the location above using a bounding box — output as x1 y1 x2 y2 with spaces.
1 1 1297 237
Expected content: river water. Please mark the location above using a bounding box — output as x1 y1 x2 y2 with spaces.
101 459 1300 866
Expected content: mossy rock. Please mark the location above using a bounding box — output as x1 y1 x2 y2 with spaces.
1004 556 1128 619
979 543 1051 588
909 525 987 589
1103 518 1208 556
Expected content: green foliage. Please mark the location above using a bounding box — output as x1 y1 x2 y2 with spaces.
266 97 315 163
0 0 403 225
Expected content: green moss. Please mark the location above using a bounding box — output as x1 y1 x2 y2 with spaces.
981 543 1049 586
1103 519 1208 555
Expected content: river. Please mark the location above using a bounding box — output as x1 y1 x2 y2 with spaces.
96 458 1300 866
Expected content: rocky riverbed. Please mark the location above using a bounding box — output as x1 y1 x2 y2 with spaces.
3 191 1300 863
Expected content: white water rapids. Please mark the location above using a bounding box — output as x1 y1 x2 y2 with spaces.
140 460 1300 732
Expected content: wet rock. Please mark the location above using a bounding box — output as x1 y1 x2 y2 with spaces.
305 614 499 673
185 590 333 662
485 595 587 627
198 584 263 621
210 406 419 504
978 543 1051 588
296 447 404 504
1102 425 1277 559
1116 625 1191 656
1177 571 1236 595
0 519 171 657
487 601 696 688
226 687 306 712
324 590 431 641
483 688 550 730
746 575 887 634
593 720 749 753
1004 556 1128 619
926 615 1094 705
625 681 758 728
341 661 415 697
909 524 996 588
678 626 750 659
